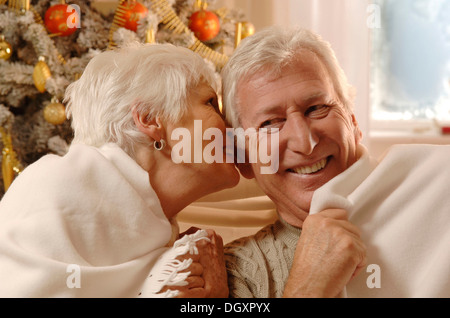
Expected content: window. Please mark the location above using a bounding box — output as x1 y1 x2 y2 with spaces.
371 0 450 128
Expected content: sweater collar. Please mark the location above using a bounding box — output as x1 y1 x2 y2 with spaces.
274 214 302 247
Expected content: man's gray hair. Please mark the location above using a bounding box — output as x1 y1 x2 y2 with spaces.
221 26 356 128
65 42 217 159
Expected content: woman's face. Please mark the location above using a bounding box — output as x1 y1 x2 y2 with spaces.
165 81 240 193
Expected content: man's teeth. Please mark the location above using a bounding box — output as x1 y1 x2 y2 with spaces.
293 158 327 175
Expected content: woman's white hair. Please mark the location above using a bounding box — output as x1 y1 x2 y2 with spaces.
221 26 356 128
65 42 217 159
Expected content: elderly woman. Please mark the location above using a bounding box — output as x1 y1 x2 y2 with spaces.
0 43 240 297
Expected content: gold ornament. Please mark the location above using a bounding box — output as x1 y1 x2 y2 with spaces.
235 22 242 48
235 21 255 48
44 2 80 37
0 127 22 192
2 146 15 192
33 56 51 93
0 35 12 60
145 27 155 43
240 21 255 39
43 98 66 125
188 8 221 42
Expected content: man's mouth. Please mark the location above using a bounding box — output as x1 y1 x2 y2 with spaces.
287 157 329 175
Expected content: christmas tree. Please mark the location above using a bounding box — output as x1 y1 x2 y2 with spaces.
0 0 255 197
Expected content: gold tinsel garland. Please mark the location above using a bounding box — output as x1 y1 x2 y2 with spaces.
0 127 22 192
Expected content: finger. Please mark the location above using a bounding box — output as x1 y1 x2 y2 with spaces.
179 227 202 238
162 285 206 298
309 211 362 238
175 288 206 298
184 275 205 289
333 219 362 238
180 262 203 276
203 228 216 238
202 229 225 249
201 229 224 249
352 260 366 280
210 232 224 250
351 249 367 281
347 237 367 280
177 252 200 262
318 208 349 220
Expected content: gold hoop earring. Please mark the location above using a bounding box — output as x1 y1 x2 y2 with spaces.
154 139 166 151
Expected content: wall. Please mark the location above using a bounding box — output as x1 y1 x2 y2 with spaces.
216 0 275 31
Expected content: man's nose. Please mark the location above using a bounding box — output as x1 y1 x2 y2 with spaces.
283 115 318 155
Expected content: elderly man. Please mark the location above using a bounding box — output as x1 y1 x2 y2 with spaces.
221 26 450 298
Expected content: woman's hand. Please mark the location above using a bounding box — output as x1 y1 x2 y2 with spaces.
164 228 229 298
197 229 229 298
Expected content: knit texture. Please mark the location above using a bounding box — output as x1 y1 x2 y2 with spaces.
224 218 301 298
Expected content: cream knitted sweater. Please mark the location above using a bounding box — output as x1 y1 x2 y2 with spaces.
224 218 301 298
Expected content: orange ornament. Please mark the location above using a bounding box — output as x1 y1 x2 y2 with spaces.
189 9 220 42
120 1 148 32
44 3 79 36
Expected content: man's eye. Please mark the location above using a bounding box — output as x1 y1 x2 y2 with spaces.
305 105 330 118
260 118 286 129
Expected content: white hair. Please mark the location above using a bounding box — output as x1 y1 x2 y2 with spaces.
65 42 217 159
221 26 356 128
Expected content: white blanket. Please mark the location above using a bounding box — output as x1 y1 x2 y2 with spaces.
0 143 203 297
310 144 450 297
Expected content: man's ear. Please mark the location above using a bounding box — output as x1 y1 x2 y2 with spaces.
132 107 164 141
236 162 255 179
351 113 363 144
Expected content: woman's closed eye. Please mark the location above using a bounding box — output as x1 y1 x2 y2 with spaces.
206 97 225 118
206 97 216 107
205 96 218 110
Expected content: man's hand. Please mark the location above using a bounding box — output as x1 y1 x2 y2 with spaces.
283 209 366 298
167 228 228 298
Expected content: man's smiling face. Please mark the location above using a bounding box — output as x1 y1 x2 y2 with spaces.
236 50 362 227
